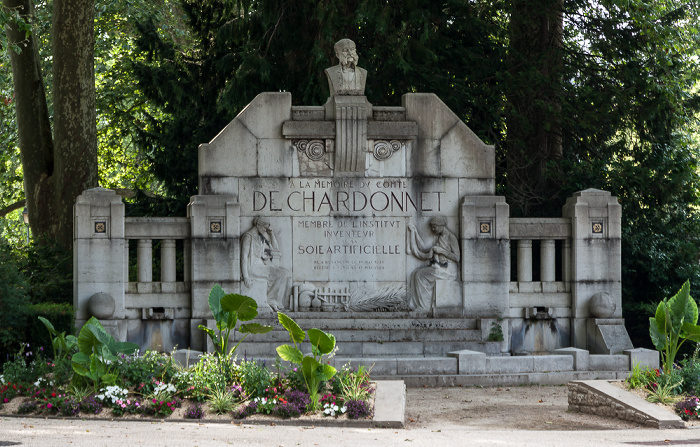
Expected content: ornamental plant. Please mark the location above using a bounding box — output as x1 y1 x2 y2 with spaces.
275 312 337 411
198 285 273 358
71 317 140 392
675 396 700 420
38 316 77 363
649 281 700 374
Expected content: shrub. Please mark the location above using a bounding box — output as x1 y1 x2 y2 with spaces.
207 387 237 414
17 400 38 414
680 357 700 395
232 401 257 419
675 396 700 420
57 396 81 417
345 399 373 419
184 402 204 419
0 244 30 364
80 395 103 414
283 390 310 412
274 400 305 418
237 360 273 399
25 303 74 356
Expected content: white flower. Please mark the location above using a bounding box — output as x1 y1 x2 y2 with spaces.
340 406 347 413
0 375 5 384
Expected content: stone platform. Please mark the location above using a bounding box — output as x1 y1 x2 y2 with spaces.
219 313 503 359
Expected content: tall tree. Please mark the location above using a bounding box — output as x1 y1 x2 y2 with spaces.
506 0 564 216
130 0 508 210
2 0 97 247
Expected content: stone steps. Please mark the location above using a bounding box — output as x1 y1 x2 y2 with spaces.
253 314 480 330
229 315 489 358
239 340 500 358
236 328 484 343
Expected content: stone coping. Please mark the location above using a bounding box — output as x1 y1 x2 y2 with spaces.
0 380 405 429
568 380 685 429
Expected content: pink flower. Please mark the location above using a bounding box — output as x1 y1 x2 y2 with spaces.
47 403 52 408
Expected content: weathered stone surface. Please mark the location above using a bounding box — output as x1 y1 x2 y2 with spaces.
72 40 631 367
568 380 684 429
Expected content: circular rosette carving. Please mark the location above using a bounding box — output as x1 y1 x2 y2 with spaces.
373 140 403 160
294 139 325 161
293 139 308 152
305 140 325 160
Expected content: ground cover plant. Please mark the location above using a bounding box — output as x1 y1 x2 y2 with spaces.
625 281 700 421
0 293 374 421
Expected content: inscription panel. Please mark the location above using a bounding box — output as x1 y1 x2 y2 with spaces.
292 217 406 282
239 177 460 217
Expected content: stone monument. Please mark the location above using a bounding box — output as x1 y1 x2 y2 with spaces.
73 39 633 359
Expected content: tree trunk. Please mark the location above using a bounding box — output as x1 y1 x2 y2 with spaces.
505 0 563 216
3 0 98 247
3 0 55 237
52 0 98 247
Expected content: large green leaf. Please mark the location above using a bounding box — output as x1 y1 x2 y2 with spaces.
221 294 259 321
317 363 337 382
239 322 273 334
668 280 693 328
77 318 100 355
71 351 90 366
649 317 667 351
278 312 305 344
38 316 57 335
110 340 140 355
301 356 321 388
276 344 304 363
682 321 700 343
308 328 335 355
654 301 669 335
208 284 226 322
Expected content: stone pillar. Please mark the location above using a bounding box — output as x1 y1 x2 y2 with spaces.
461 196 510 323
187 195 240 350
540 239 556 282
161 239 177 283
325 96 372 174
137 239 153 283
562 189 622 349
517 240 532 282
73 188 127 339
563 239 572 284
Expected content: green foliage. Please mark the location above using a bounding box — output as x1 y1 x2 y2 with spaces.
337 364 373 402
114 351 178 394
176 353 234 400
198 285 273 358
647 371 683 404
0 243 30 362
276 312 337 410
71 317 140 392
129 0 507 206
649 281 700 374
488 321 504 342
237 360 273 399
679 355 700 396
207 387 237 414
38 316 77 363
20 237 73 305
626 362 658 390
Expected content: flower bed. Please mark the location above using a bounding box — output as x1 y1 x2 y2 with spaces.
0 351 375 422
619 357 700 426
0 288 375 423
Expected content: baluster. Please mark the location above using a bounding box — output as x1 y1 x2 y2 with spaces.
517 239 532 282
540 239 556 282
137 239 153 283
161 239 176 283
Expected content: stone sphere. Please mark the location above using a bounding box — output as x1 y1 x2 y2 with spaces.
88 292 115 319
589 292 616 318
